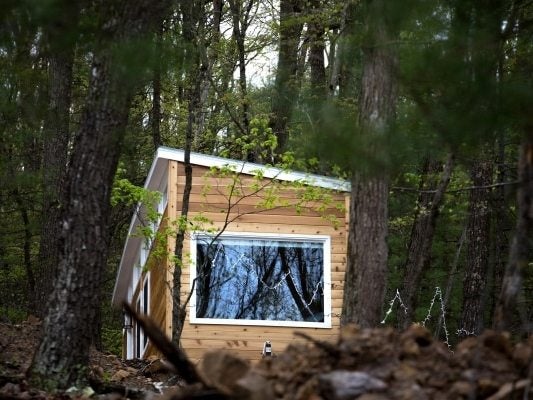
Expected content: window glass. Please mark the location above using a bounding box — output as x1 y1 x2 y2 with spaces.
135 298 142 357
143 280 149 348
192 234 330 327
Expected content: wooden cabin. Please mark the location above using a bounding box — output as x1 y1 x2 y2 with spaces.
112 146 350 361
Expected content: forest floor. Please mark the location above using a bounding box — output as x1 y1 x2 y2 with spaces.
0 317 532 400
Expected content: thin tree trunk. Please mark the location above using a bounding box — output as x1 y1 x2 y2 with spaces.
336 3 359 101
269 0 303 156
436 226 467 338
29 0 170 388
490 135 511 320
198 0 223 154
341 0 398 328
308 0 326 100
172 99 194 343
228 0 253 159
494 134 533 332
151 21 164 151
12 189 36 307
398 154 454 329
460 158 493 335
307 0 326 132
327 27 339 96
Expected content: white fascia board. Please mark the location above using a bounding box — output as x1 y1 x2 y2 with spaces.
156 146 351 192
112 152 168 306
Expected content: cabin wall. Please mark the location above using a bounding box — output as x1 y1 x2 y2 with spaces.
163 162 348 362
128 211 171 359
145 211 171 358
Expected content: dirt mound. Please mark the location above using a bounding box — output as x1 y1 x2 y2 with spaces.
248 325 532 399
0 318 531 399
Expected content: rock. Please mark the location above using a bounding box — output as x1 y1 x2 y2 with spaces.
477 377 501 398
318 370 386 400
235 370 275 400
95 393 124 400
25 315 41 325
0 383 21 396
512 341 533 369
357 394 389 400
449 381 475 398
92 365 105 378
146 358 167 374
482 331 512 356
199 350 251 395
110 369 130 381
394 383 428 400
401 324 433 346
485 379 531 400
392 363 420 381
400 324 432 357
455 336 478 356
273 382 285 397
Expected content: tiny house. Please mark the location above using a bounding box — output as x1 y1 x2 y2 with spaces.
112 146 350 361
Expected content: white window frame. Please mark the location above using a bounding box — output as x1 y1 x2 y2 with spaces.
125 285 134 359
132 254 141 294
189 232 332 329
158 184 168 215
140 275 150 355
133 274 150 358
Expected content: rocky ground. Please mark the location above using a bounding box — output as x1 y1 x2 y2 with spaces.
0 318 178 399
0 317 531 399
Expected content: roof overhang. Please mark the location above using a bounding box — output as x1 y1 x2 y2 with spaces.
112 146 350 306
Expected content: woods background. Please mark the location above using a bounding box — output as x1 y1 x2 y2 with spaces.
0 0 531 388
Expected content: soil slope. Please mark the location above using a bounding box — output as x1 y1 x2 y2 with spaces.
0 318 531 399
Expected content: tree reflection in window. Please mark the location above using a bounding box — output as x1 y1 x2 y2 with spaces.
195 236 325 323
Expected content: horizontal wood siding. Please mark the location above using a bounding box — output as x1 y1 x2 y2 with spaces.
169 163 348 362
145 210 170 358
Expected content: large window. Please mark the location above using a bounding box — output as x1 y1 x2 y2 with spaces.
190 233 331 328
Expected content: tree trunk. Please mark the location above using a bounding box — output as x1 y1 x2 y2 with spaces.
151 21 164 151
307 0 326 133
228 0 253 160
460 158 493 335
35 1 78 318
12 188 36 308
436 226 467 338
269 0 303 156
494 134 533 332
341 0 397 328
336 3 359 100
490 135 512 320
172 101 194 344
308 0 326 100
398 154 454 329
343 176 389 327
197 0 223 154
459 156 493 335
29 0 170 389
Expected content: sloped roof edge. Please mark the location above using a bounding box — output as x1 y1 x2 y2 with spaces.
156 146 351 192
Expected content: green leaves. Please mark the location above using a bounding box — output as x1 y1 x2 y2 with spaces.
111 176 161 211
